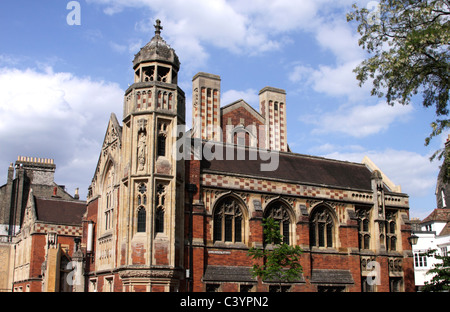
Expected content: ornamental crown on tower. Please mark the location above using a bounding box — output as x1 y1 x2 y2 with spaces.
132 19 180 70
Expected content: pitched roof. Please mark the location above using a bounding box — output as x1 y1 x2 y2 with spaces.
221 99 265 124
310 269 354 285
422 208 450 223
34 197 86 225
202 146 376 192
203 266 256 283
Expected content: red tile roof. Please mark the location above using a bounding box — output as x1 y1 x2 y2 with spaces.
34 197 86 225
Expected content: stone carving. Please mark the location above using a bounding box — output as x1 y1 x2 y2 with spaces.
137 132 146 171
137 119 147 172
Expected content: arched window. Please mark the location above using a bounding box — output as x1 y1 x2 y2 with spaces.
386 211 397 251
264 201 292 245
310 206 335 248
155 183 166 234
103 165 115 232
213 197 244 243
155 208 164 233
356 207 371 250
137 207 146 232
157 135 166 156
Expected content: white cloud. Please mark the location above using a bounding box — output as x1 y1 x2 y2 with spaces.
315 19 363 64
0 66 124 199
307 61 366 100
301 101 413 138
289 17 371 101
322 148 439 199
87 0 347 72
221 88 259 107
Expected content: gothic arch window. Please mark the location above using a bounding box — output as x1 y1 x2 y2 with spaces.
155 208 164 233
213 196 244 243
157 135 166 156
264 201 293 245
103 164 115 232
157 122 168 157
310 206 335 248
234 130 247 146
232 126 257 147
155 184 166 234
386 211 397 251
137 207 146 232
136 183 147 233
356 207 371 250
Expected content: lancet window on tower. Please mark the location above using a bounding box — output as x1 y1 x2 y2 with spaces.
155 183 166 234
136 183 147 233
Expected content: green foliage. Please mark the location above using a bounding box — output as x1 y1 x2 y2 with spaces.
347 0 450 147
421 249 450 292
248 218 303 290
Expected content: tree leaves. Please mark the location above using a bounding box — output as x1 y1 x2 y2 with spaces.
421 249 450 292
248 218 303 290
347 0 450 147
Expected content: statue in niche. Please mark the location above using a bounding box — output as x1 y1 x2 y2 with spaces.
137 130 146 171
377 184 385 218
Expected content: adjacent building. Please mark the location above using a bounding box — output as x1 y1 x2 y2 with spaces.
412 137 450 291
0 157 85 292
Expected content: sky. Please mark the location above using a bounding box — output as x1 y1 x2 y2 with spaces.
0 0 446 219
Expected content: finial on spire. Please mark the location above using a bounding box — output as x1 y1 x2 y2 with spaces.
154 19 163 36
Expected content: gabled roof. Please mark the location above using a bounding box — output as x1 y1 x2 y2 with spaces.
221 99 265 124
92 113 122 183
422 208 450 223
201 146 379 192
34 197 86 225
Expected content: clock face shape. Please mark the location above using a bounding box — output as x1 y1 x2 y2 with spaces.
138 183 147 194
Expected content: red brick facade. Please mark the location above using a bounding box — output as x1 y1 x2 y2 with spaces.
183 162 415 292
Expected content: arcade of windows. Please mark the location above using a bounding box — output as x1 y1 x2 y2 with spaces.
103 167 115 232
136 182 167 234
211 196 398 251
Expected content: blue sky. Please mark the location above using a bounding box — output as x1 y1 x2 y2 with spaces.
0 0 445 219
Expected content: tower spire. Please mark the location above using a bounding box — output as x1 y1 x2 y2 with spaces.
154 19 163 36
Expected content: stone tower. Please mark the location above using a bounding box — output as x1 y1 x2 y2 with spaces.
259 87 288 152
119 20 186 291
191 72 221 142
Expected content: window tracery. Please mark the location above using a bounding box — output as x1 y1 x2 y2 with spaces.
310 206 334 248
213 197 243 243
264 202 292 245
155 183 166 234
136 182 147 233
356 207 371 250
